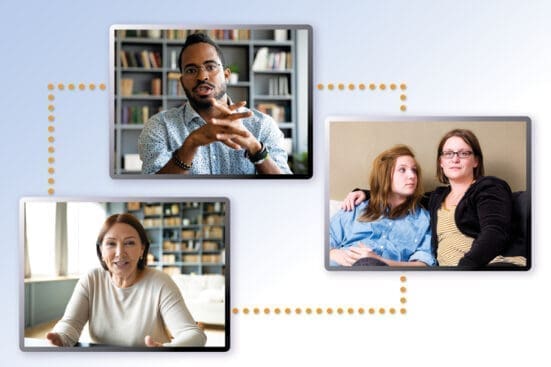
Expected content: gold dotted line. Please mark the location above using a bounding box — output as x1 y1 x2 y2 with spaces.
400 274 407 314
47 90 56 196
46 82 107 195
316 82 407 112
232 275 408 317
231 306 405 315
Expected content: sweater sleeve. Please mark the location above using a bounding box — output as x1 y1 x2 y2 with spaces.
159 276 207 347
458 178 513 267
51 275 91 346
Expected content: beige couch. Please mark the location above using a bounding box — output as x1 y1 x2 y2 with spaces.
171 274 225 325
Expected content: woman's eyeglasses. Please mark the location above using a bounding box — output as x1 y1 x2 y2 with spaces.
440 150 473 159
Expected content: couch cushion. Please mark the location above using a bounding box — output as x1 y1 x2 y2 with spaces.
502 191 530 258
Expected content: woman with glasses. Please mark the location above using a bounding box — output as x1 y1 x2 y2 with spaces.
342 129 518 268
428 129 513 267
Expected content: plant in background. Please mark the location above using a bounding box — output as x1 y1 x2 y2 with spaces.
227 64 239 84
291 151 309 175
227 64 239 73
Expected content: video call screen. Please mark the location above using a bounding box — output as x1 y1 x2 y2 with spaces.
110 25 312 179
21 198 230 351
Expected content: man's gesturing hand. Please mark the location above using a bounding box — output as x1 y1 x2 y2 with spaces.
188 99 258 151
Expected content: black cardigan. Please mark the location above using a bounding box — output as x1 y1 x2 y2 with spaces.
428 176 513 267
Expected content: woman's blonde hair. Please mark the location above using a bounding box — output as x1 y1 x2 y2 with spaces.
359 145 424 222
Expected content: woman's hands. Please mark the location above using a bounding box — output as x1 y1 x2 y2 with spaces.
330 243 380 266
145 335 163 347
145 323 204 347
330 249 358 266
348 243 375 258
341 191 367 211
45 332 63 347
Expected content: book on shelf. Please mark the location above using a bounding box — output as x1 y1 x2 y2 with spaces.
151 78 161 96
202 241 220 251
210 29 250 41
140 50 151 68
202 254 221 263
119 30 155 38
274 29 288 41
119 76 162 97
203 226 223 239
162 254 177 264
143 217 162 227
252 48 292 71
148 51 162 69
119 50 129 68
121 78 133 96
256 103 288 123
170 50 178 70
164 29 250 41
118 29 164 39
163 240 181 251
142 106 149 123
268 76 290 96
166 29 189 40
182 254 200 263
144 204 162 216
120 50 161 68
127 202 141 211
168 72 185 96
121 105 162 124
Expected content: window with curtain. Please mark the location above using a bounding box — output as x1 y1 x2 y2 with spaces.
25 202 56 277
25 201 107 279
67 202 106 274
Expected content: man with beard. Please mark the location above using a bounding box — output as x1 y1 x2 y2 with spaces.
138 33 291 175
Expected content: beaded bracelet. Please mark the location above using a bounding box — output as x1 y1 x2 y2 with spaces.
172 150 193 170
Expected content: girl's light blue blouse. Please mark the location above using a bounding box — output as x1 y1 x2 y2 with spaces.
330 200 435 266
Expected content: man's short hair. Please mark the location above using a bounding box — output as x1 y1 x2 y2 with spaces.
178 33 226 73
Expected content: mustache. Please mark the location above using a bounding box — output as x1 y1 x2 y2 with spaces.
192 81 215 91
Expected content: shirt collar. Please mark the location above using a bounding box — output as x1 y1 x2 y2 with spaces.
182 96 234 126
183 101 204 125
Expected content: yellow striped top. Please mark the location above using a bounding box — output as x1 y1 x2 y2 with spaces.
436 206 474 266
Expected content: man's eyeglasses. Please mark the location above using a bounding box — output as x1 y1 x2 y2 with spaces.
440 150 474 159
182 62 222 77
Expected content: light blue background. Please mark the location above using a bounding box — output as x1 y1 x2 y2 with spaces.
1 0 550 366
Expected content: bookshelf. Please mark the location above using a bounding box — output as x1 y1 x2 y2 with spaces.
109 201 227 275
113 28 302 174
